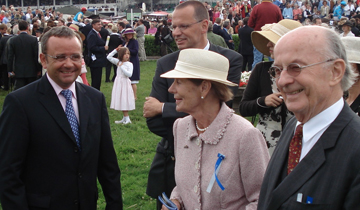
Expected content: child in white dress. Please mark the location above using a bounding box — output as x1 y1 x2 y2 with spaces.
107 47 135 124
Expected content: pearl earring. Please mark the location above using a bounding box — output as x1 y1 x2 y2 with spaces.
201 96 204 99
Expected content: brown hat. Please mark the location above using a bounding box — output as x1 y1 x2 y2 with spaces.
251 19 302 56
69 24 86 41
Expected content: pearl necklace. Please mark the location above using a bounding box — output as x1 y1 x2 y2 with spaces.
195 121 208 132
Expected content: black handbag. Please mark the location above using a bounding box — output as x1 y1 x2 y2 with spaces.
163 32 174 44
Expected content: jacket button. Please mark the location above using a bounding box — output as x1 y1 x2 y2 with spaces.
74 199 78 205
78 173 82 178
74 147 78 152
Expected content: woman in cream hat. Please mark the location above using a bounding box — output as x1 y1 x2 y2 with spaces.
239 19 302 155
122 28 140 99
160 49 269 210
342 37 360 115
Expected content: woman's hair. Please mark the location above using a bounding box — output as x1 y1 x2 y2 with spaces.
117 47 130 61
189 79 233 102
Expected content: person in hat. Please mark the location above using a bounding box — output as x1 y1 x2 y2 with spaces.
122 28 140 99
339 20 355 37
160 49 269 210
73 7 87 27
334 1 346 20
239 19 302 155
342 37 360 115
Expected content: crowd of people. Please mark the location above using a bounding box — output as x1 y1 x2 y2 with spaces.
0 0 360 209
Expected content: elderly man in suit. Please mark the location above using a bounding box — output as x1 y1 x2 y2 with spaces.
7 20 41 90
87 19 108 90
258 26 360 209
0 26 123 210
143 1 242 209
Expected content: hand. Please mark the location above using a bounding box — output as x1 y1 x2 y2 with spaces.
264 92 283 107
229 40 233 43
8 71 14 78
143 96 163 118
161 199 181 210
104 45 109 51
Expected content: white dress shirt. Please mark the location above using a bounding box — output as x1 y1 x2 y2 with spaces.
295 98 344 161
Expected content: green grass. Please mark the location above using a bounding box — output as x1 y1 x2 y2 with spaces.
0 60 255 210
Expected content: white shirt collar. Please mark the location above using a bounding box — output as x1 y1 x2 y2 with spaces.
204 40 210 50
46 73 77 99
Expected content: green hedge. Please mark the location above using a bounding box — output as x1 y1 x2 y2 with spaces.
144 34 240 56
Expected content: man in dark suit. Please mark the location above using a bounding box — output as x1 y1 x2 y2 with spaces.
143 1 242 209
222 20 235 50
213 17 228 41
0 26 123 210
7 20 41 90
258 26 360 209
237 17 254 72
0 24 11 90
105 26 123 82
87 19 108 90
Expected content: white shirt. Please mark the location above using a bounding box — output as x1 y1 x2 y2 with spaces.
295 98 343 161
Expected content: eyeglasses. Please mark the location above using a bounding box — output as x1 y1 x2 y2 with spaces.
268 59 336 78
45 54 82 62
169 19 203 32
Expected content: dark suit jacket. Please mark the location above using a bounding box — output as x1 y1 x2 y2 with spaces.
0 76 123 210
0 34 12 64
87 29 107 68
222 28 235 50
107 33 123 58
258 103 360 210
7 32 41 77
238 25 254 55
146 44 242 198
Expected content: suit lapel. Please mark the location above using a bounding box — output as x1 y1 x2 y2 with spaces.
76 83 91 154
267 104 353 209
38 76 78 146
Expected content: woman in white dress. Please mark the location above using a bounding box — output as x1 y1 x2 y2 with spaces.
107 47 136 124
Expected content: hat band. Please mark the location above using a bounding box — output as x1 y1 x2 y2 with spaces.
174 60 228 81
271 24 291 37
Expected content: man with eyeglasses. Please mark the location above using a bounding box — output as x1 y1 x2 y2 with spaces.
0 26 123 209
258 26 360 209
7 20 42 90
143 1 242 209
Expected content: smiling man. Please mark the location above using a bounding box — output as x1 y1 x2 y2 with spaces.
258 26 360 210
143 1 242 209
0 26 123 210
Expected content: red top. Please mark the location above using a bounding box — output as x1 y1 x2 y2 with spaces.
248 1 283 31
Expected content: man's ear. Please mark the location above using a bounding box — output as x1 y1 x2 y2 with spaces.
329 59 346 87
39 53 47 69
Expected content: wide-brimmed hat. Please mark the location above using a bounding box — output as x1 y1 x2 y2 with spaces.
122 28 136 37
341 37 360 64
160 49 237 86
69 24 86 41
251 19 302 56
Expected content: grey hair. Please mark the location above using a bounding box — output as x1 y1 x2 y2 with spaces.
223 20 230 28
41 26 82 54
321 27 357 91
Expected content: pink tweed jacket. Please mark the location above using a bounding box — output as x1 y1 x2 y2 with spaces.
170 103 270 210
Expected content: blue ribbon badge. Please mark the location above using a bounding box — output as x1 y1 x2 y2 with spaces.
206 153 226 193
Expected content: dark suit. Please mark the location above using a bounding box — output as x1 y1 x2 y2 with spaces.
146 44 242 203
0 34 12 90
0 75 123 210
258 103 360 210
222 28 234 50
213 24 228 40
7 32 41 90
105 33 123 82
238 25 254 71
87 29 107 90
